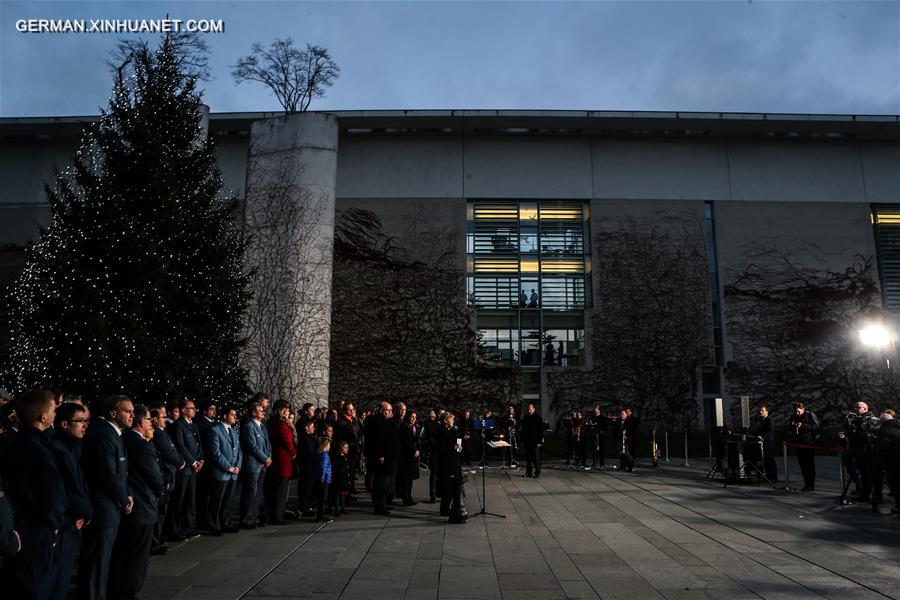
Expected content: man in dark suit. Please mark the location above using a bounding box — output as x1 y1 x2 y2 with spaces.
0 475 22 558
149 403 184 554
166 399 204 539
624 408 640 462
240 401 272 528
77 394 133 600
392 402 409 504
589 405 608 469
205 408 242 535
334 403 360 489
788 403 819 491
521 403 544 478
108 405 163 600
295 418 318 518
422 410 441 502
0 388 67 599
195 400 218 530
50 402 93 600
365 402 399 515
613 409 636 472
752 404 778 482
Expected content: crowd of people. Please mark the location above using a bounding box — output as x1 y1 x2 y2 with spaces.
778 401 899 508
556 406 640 472
553 400 899 513
1 387 896 600
0 389 529 599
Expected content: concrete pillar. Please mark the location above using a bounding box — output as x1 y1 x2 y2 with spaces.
243 113 339 407
198 104 210 140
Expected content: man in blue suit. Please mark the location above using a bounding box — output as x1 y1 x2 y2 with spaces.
149 402 184 555
240 401 272 528
50 402 93 600
166 399 204 540
109 405 164 600
77 394 133 600
205 407 242 535
0 388 67 600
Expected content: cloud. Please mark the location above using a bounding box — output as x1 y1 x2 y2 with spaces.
1 0 897 116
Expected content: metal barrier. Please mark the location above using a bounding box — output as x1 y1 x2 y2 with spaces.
662 431 691 467
782 442 793 491
781 441 899 507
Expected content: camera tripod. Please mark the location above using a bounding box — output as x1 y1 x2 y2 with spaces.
727 440 778 490
839 446 880 511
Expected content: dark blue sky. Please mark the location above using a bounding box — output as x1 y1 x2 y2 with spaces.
2 1 898 117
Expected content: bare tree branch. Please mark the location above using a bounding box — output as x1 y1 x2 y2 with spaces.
242 155 332 406
329 208 519 412
724 239 898 427
547 213 711 431
232 39 339 113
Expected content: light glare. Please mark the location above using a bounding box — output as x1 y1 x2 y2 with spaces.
858 324 894 349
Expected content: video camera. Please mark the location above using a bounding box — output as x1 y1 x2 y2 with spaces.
843 412 880 444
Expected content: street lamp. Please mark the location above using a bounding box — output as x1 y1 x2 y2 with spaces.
858 323 896 369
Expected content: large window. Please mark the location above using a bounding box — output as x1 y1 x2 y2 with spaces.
467 200 590 312
475 314 585 367
468 199 590 368
873 205 900 314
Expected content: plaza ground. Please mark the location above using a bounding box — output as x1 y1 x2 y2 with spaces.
143 458 900 600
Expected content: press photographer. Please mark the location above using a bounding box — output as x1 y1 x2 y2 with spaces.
839 402 882 503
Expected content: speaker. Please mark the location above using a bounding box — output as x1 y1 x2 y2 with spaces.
712 397 725 428
740 396 750 430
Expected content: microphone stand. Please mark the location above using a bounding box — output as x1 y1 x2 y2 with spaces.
476 429 506 519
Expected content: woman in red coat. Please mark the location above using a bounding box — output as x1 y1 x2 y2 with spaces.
265 401 297 524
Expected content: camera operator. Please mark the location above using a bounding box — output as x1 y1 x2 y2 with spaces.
787 403 818 491
839 402 881 503
876 410 899 515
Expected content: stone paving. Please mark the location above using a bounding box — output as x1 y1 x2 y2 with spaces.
143 460 900 600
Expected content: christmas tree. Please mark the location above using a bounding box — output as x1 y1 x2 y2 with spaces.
8 33 250 405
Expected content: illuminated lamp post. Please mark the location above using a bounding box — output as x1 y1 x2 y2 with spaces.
858 323 896 370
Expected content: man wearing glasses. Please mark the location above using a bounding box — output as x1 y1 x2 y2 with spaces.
149 402 184 555
108 405 163 600
50 401 93 600
78 394 134 600
167 399 204 540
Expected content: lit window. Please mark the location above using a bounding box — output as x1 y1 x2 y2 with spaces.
541 259 584 273
519 202 538 222
874 209 900 224
520 258 539 273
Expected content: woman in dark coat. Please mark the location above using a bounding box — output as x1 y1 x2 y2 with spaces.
436 412 466 524
266 401 297 524
398 412 421 506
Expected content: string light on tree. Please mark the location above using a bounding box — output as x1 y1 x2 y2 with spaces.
5 32 250 406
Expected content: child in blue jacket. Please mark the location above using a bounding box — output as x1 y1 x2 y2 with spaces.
314 437 333 522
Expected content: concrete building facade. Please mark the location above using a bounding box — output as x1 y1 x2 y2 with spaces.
2 110 898 423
